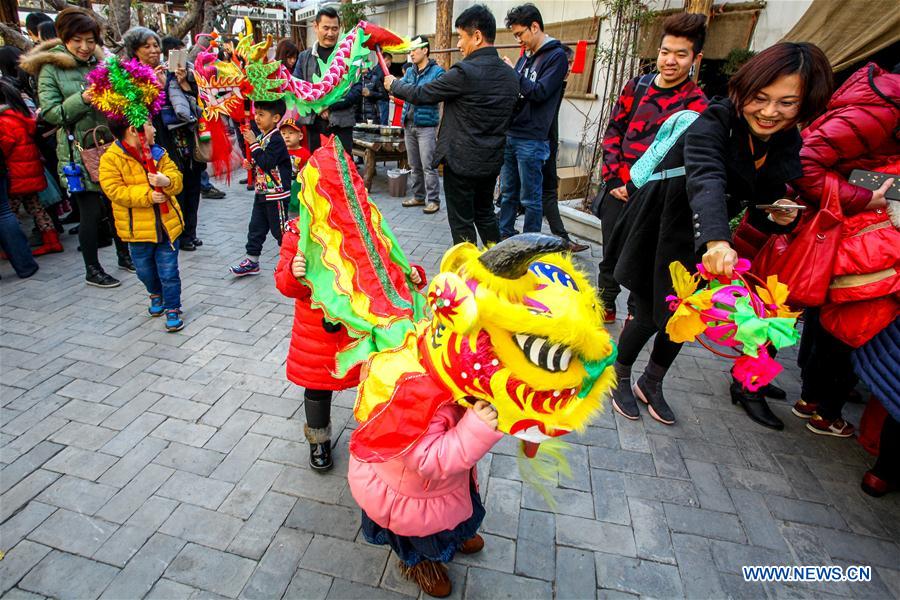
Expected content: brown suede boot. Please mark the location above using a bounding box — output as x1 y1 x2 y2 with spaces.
400 560 451 598
458 533 484 554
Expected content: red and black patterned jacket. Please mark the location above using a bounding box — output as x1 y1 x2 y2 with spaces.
601 75 708 190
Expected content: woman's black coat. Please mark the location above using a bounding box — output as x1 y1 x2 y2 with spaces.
602 97 803 328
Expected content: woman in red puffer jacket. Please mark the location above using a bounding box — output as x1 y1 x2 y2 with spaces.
274 217 426 473
790 62 900 439
0 79 61 255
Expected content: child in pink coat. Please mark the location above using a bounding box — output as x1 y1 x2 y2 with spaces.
348 400 502 597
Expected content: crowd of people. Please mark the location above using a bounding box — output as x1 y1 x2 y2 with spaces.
0 3 897 598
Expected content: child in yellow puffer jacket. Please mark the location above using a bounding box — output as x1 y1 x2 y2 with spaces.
99 121 186 331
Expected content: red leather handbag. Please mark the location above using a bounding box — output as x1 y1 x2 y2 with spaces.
753 174 843 307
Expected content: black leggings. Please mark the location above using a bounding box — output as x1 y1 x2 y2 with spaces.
616 293 683 369
304 388 332 429
73 191 126 269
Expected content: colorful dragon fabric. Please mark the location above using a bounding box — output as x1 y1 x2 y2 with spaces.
294 136 428 375
349 233 618 465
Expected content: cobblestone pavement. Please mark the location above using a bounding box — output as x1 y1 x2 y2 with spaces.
2 173 899 600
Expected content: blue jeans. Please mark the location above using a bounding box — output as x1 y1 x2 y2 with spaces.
129 240 181 310
499 136 550 238
200 168 211 192
0 175 38 278
378 100 390 125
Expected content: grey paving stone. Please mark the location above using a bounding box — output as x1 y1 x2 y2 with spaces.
522 483 595 518
773 453 830 503
100 391 163 431
663 503 746 544
56 379 118 403
587 446 656 476
165 543 257 598
242 392 302 418
0 470 60 522
379 558 423 597
0 540 52 595
27 508 117 557
99 412 167 458
210 433 271 483
556 546 597 600
730 488 791 551
284 497 360 541
99 533 185 600
205 409 260 453
614 415 650 453
218 460 282 519
622 473 699 506
146 578 198 599
807 525 900 569
43 447 116 482
36 474 117 515
282 568 333 600
819 478 888 539
272 465 346 503
228 491 297 560
157 469 235 510
556 514 636 557
92 524 155 567
125 495 179 530
249 414 304 442
594 552 683 598
671 533 727 599
678 438 747 468
646 433 689 479
52 399 116 426
0 501 56 550
153 442 226 476
481 477 522 539
159 503 244 550
719 465 797 497
764 494 847 529
97 436 168 488
515 509 555 581
19 550 119 600
151 418 217 448
258 439 308 469
326 579 413 600
150 395 211 422
199 389 251 428
590 469 631 526
558 442 592 492
239 528 311 599
95 463 173 524
0 441 64 495
48 422 116 451
1 587 48 600
299 535 390 584
779 522 832 566
683 459 734 513
628 497 674 564
453 532 516 573
2 416 68 464
464 567 552 600
710 539 792 574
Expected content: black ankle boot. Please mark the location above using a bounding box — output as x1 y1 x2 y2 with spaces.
304 423 333 472
611 362 639 420
730 382 784 430
634 361 675 425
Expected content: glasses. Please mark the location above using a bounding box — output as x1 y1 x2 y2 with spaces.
512 28 529 41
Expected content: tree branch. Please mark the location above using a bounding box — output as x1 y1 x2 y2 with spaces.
169 0 206 41
0 23 33 51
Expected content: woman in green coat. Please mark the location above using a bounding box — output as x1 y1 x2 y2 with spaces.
21 7 132 288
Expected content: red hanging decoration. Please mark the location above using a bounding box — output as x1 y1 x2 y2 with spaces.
571 40 588 74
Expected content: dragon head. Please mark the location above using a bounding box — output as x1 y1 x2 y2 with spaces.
422 234 617 454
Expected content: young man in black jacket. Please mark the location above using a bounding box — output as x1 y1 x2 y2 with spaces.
386 4 519 246
497 4 568 239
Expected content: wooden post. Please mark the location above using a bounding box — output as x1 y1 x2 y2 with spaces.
435 0 453 70
684 0 712 82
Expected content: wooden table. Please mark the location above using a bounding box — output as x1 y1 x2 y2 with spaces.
352 127 408 191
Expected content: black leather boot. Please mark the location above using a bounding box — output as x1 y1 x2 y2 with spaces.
730 381 784 430
304 423 333 472
634 360 675 425
759 383 786 400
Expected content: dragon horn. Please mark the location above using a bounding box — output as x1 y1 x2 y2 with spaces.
478 233 568 279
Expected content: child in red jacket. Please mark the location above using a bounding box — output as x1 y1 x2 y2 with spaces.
0 79 60 255
274 219 423 471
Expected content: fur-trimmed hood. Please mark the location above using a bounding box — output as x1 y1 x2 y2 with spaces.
19 38 105 76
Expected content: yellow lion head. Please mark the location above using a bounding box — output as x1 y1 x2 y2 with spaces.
421 234 617 454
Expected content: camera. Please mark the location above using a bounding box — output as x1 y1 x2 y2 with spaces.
63 162 84 193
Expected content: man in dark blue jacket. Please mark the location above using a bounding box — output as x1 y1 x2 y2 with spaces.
398 36 445 215
498 4 568 239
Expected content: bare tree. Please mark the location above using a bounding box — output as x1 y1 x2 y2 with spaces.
0 22 32 50
435 0 453 70
107 0 133 41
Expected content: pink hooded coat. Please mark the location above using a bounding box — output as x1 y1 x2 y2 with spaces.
348 403 503 537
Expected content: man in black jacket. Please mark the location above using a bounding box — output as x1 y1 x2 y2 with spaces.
293 7 361 152
386 4 519 246
498 4 568 239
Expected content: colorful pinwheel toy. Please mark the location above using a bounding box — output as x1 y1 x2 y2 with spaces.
665 259 801 391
